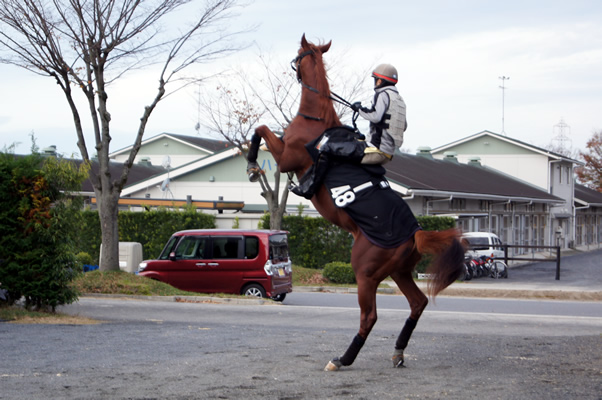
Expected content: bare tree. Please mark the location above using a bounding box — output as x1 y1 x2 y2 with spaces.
199 47 372 229
199 73 292 230
0 0 247 271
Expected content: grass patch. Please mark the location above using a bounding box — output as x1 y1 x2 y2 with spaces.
293 265 329 286
72 270 202 297
0 306 99 325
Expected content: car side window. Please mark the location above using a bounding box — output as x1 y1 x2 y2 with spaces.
212 237 241 259
175 236 208 260
245 236 259 259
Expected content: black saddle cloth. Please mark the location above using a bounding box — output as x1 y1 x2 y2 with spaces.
303 126 421 248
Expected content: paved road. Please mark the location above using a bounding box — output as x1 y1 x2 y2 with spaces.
1 295 601 400
284 291 602 318
1 248 600 399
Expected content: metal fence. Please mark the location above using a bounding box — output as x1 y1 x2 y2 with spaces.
500 244 561 280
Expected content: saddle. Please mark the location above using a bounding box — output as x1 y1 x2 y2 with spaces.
291 126 421 248
291 125 370 199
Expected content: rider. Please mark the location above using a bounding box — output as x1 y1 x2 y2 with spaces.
351 64 407 165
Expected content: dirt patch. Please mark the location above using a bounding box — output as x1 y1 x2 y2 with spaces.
438 287 602 301
7 315 102 325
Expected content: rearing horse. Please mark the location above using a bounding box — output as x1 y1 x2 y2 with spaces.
247 34 464 371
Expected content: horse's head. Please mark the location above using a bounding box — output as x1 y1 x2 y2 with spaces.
291 34 339 128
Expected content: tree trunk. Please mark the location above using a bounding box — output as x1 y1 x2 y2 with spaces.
97 191 120 271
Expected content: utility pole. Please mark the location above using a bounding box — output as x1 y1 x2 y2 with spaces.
499 76 510 135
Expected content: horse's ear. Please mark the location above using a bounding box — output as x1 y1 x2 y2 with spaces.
319 41 332 54
301 33 309 50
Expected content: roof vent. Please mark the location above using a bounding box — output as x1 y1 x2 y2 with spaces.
416 146 433 158
138 157 153 167
467 156 481 166
443 151 459 163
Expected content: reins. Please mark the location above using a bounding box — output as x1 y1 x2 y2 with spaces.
291 50 359 126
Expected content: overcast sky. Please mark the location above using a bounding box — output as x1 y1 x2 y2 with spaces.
1 0 601 158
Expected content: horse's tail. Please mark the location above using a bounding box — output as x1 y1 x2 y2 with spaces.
414 229 465 298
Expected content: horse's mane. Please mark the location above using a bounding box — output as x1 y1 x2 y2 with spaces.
302 41 341 128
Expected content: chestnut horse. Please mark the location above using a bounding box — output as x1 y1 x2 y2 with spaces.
247 35 464 371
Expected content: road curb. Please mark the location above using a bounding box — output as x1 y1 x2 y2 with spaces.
80 293 282 306
291 285 602 301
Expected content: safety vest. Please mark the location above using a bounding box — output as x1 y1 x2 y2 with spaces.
381 87 406 148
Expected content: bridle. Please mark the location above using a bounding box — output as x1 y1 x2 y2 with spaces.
291 50 356 122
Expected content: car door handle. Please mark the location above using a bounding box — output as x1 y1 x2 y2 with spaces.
208 263 219 266
196 263 206 267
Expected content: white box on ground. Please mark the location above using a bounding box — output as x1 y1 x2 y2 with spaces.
99 242 143 273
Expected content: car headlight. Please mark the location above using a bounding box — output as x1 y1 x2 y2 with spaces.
138 262 148 272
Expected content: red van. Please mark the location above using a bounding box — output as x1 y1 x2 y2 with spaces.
137 229 293 301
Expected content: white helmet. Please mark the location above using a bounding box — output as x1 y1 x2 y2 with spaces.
372 64 398 85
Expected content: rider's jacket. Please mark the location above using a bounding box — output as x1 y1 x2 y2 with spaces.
358 86 407 156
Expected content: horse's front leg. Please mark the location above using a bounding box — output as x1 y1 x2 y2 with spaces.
246 125 285 182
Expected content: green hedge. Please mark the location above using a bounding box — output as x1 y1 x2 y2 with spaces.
76 208 216 263
322 262 355 284
261 213 456 270
282 215 352 269
75 211 456 269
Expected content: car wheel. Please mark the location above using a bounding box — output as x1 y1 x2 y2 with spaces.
272 293 286 302
242 284 266 298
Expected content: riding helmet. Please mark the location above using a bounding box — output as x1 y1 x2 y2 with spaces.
372 64 398 85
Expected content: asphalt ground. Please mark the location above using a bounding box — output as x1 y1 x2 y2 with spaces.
293 247 602 302
1 248 600 400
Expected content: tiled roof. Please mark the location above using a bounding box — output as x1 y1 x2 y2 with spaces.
81 160 164 192
574 184 602 206
167 133 232 152
385 153 562 202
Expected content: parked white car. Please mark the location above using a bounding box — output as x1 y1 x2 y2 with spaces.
462 232 505 259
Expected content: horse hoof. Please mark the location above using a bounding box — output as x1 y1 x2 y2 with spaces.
246 162 262 182
247 169 261 182
392 349 405 368
324 358 342 371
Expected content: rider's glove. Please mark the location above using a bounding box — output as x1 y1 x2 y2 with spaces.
350 102 362 112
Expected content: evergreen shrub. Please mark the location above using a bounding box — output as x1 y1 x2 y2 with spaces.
322 262 355 284
0 152 87 311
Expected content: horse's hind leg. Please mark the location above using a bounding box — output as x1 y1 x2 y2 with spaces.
324 277 379 371
325 237 383 371
390 266 428 368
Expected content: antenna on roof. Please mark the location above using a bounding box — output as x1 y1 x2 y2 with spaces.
499 76 510 135
195 83 201 135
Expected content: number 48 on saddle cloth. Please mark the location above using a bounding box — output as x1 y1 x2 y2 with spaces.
323 161 421 248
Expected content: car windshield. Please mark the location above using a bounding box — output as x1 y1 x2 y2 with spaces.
464 237 489 250
159 236 179 260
